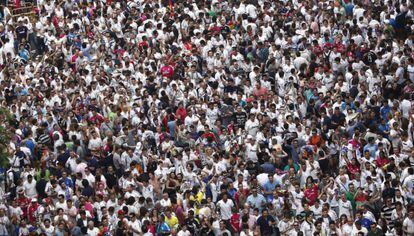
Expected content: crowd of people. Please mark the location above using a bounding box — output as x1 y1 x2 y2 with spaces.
0 0 414 235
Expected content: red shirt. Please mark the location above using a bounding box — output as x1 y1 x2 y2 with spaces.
347 163 360 179
138 41 149 49
202 131 216 142
304 185 318 205
376 156 390 168
16 196 30 218
184 42 192 51
90 113 105 127
355 193 366 203
336 43 346 54
313 45 323 57
71 54 78 70
161 65 174 78
253 87 268 98
231 213 241 232
175 107 187 123
28 203 40 224
84 201 94 218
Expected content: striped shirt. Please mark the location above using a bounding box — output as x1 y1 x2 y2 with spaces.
382 204 396 228
38 133 51 145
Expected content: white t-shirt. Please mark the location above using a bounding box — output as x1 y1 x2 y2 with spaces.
403 217 414 235
86 227 100 236
24 180 37 198
129 219 142 236
339 199 352 218
177 230 192 236
400 99 412 118
42 225 55 236
216 199 234 220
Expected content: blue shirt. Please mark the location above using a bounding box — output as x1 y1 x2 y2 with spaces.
167 120 176 139
25 139 35 156
246 194 266 210
263 180 278 194
156 222 171 235
380 106 391 120
363 143 378 159
378 123 390 138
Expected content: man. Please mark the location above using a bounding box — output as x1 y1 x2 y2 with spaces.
86 221 99 236
217 220 232 236
164 209 179 231
23 174 37 198
68 221 82 236
263 174 278 197
184 210 200 235
245 113 259 136
27 199 42 224
301 212 315 236
129 213 142 236
351 221 368 235
160 193 172 208
277 213 293 235
257 208 277 236
15 19 29 43
216 193 234 231
0 209 9 236
382 197 396 228
246 188 266 211
367 222 383 236
363 137 378 161
16 188 30 220
177 225 191 236
233 106 247 128
156 214 171 235
403 210 414 235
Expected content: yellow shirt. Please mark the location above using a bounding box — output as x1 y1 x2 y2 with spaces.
196 191 204 203
165 215 179 229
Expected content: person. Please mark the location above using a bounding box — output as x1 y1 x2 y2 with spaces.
216 193 235 232
246 188 266 211
0 209 9 236
156 214 171 236
367 221 383 236
403 210 414 236
257 208 277 236
300 213 315 236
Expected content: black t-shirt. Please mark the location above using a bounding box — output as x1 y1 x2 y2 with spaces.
36 178 47 199
185 218 200 234
363 51 377 65
15 25 28 40
233 112 247 128
105 173 118 189
57 151 70 166
257 215 276 236
331 112 346 128
0 31 7 47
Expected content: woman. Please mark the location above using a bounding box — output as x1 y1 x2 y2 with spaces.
149 172 162 200
391 202 406 226
165 172 179 198
156 214 171 236
376 150 390 168
304 178 319 206
346 158 361 179
354 187 367 209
